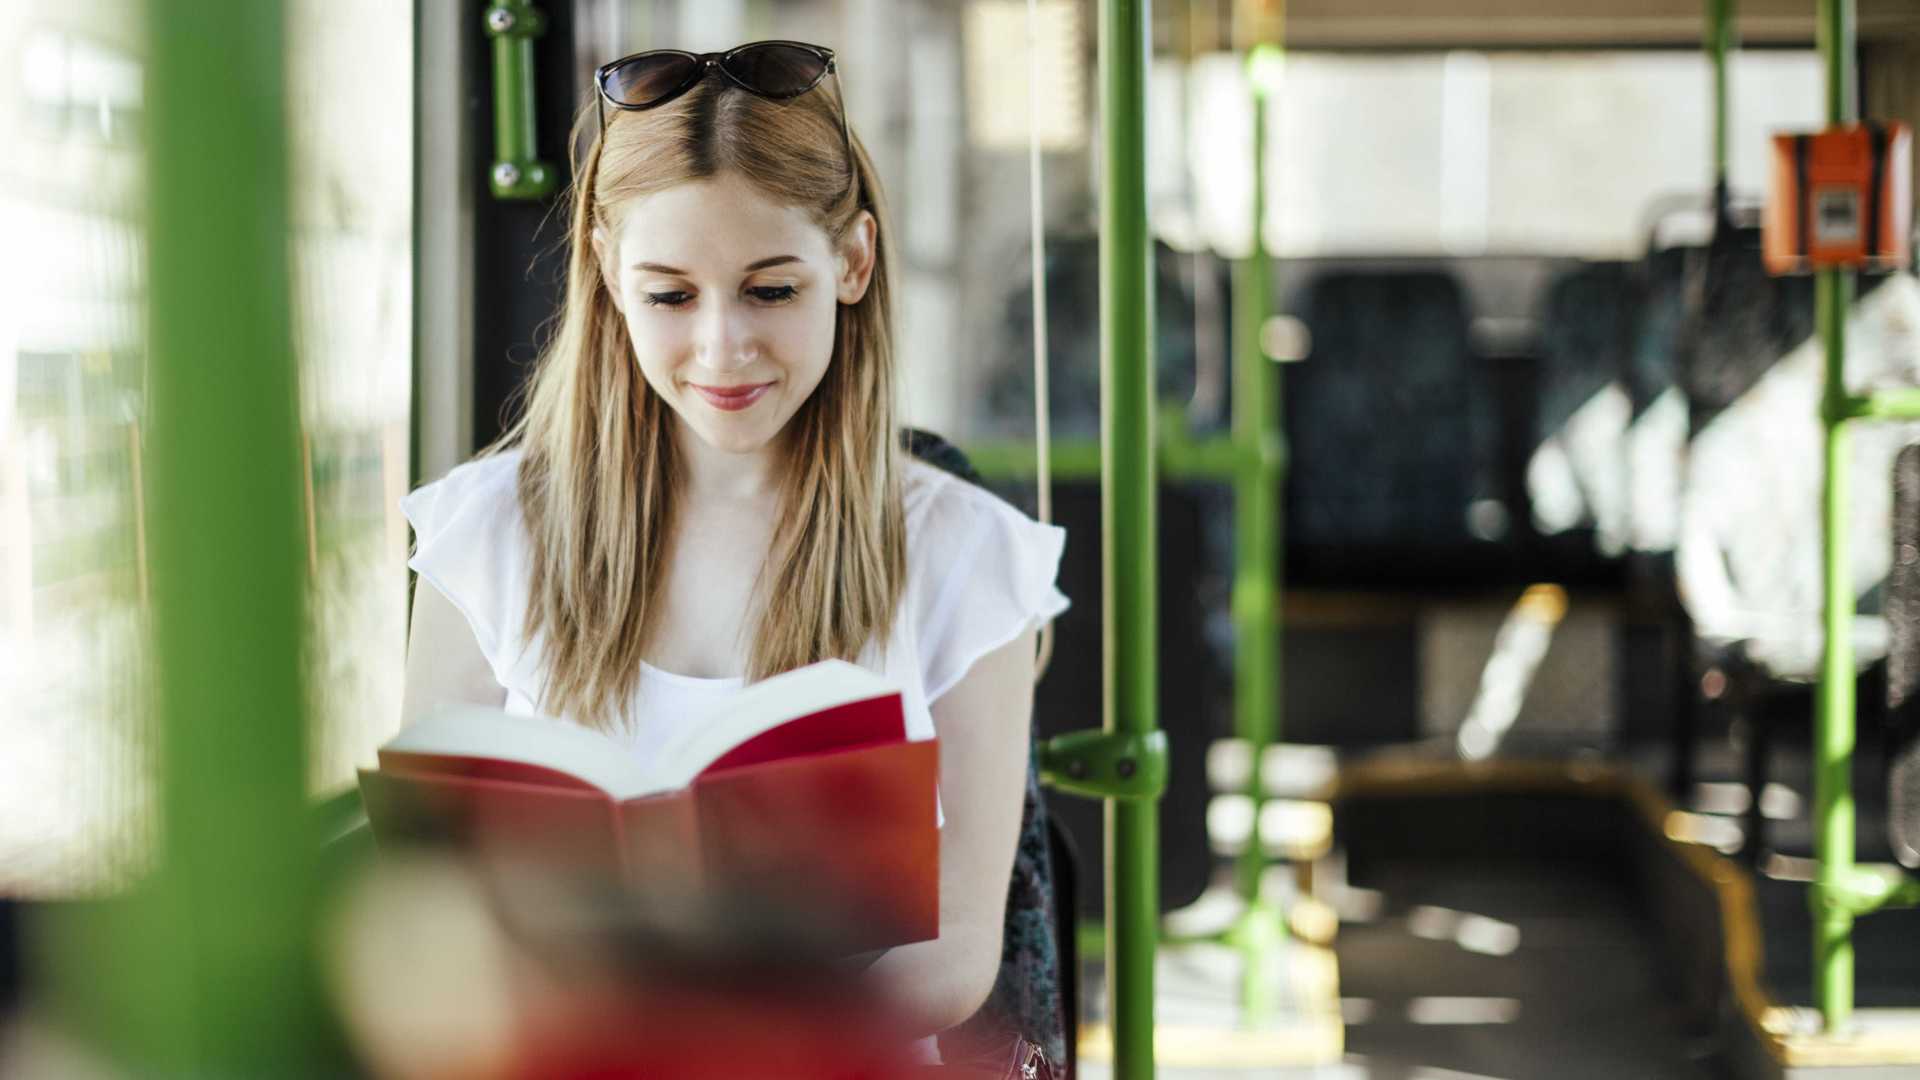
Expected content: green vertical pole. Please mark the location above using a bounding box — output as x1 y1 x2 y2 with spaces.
44 0 324 1070
1814 0 1859 1035
1232 49 1284 906
1707 0 1734 186
1100 0 1160 1076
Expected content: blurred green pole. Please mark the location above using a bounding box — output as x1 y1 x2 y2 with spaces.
1232 47 1285 906
1814 0 1859 1035
1100 0 1160 1075
42 1 323 1071
1706 0 1733 186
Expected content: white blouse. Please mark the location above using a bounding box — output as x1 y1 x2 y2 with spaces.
399 447 1072 827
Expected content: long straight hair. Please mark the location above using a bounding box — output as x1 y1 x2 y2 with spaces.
491 78 905 730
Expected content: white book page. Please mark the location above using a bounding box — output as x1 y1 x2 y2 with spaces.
646 659 898 792
382 706 661 800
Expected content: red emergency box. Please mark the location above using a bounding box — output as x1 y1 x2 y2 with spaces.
1763 122 1912 275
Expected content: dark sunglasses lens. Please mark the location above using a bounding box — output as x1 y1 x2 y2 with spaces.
722 44 827 97
603 52 698 106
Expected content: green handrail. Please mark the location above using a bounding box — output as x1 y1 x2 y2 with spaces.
484 2 557 200
39 1 326 1071
990 33 1299 1032
1813 0 1861 1033
1807 0 1920 1034
1100 0 1161 1075
967 420 1239 482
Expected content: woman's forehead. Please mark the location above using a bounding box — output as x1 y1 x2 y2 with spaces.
614 174 830 269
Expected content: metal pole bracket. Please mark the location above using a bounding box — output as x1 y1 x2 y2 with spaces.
1040 728 1170 802
484 1 557 200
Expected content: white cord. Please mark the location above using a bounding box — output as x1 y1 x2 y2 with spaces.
1026 0 1055 679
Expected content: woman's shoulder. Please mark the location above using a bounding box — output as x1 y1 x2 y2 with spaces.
402 447 526 529
400 448 533 670
902 454 1019 531
899 456 1070 701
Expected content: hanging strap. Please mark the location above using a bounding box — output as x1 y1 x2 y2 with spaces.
1795 133 1812 264
1026 0 1055 679
1867 121 1888 260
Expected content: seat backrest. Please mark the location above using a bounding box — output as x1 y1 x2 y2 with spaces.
1622 244 1696 556
1675 224 1816 433
902 427 1072 1069
986 234 1224 441
1675 269 1920 675
1285 270 1491 552
1530 261 1642 549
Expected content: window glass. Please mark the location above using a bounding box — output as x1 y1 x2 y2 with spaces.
1173 50 1824 258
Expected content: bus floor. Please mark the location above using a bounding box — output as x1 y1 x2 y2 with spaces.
1329 855 1712 1080
1073 853 1708 1080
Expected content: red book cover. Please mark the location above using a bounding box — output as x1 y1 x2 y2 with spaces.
356 661 939 955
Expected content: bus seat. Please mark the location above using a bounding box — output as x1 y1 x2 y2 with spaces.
1528 261 1641 557
1674 263 1920 854
1886 443 1920 869
986 234 1223 442
1284 269 1505 583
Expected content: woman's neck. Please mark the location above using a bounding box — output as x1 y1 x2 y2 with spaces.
672 418 784 504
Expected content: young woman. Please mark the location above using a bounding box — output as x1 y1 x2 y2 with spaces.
396 42 1068 1065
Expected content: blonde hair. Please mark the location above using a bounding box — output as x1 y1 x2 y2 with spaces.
491 77 906 730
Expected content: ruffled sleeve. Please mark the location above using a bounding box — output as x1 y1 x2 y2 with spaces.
906 464 1071 704
398 450 532 688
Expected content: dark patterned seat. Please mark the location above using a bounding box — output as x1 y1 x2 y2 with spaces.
1283 270 1504 584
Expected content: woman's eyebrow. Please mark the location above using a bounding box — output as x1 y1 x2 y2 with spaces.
630 255 802 275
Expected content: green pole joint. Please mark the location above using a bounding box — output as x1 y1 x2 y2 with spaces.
1040 729 1170 801
1813 865 1920 916
1837 389 1920 421
485 2 557 200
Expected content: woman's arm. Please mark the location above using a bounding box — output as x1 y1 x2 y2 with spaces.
861 625 1038 1036
400 578 507 724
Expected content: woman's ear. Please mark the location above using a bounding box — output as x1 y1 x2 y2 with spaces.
592 226 625 314
835 211 878 305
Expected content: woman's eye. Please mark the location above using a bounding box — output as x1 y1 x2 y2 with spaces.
747 284 798 305
643 291 691 308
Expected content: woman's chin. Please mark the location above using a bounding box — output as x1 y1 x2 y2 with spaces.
683 415 780 456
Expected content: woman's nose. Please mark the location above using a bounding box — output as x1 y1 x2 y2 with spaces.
694 303 757 372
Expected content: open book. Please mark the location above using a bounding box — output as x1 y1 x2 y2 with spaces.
357 660 939 954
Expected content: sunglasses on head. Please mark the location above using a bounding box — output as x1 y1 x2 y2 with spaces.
594 40 852 165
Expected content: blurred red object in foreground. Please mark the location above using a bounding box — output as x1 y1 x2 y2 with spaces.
510 979 951 1079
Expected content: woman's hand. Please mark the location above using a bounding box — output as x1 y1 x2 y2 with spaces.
861 626 1038 1036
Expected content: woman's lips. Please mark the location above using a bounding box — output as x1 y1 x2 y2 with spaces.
690 382 774 412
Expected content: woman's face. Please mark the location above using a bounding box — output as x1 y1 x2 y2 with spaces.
599 172 875 460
